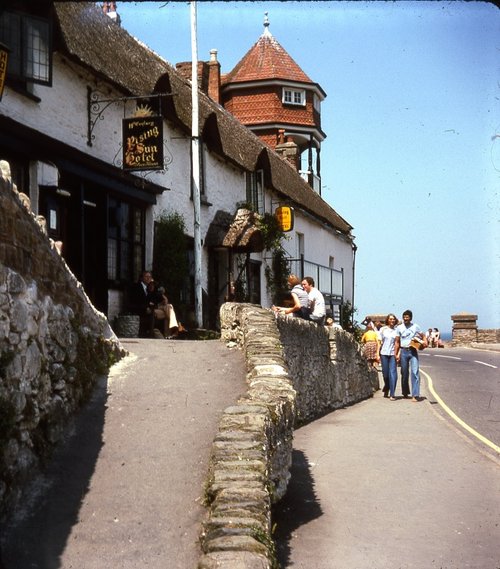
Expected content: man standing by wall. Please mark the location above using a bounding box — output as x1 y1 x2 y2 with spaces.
394 309 427 401
302 276 326 326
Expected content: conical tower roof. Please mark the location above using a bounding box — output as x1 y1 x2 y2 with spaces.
223 14 313 85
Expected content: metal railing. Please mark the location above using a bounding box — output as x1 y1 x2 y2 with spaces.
288 255 343 316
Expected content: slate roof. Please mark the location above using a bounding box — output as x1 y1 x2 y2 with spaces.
53 2 352 236
222 26 313 85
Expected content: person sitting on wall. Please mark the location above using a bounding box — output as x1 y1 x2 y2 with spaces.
271 274 310 319
431 328 441 348
302 276 326 326
129 271 179 338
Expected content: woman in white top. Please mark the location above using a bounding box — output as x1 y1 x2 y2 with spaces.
379 313 399 400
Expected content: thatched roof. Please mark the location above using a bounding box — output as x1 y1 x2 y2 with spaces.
204 209 234 249
222 209 264 253
53 2 353 236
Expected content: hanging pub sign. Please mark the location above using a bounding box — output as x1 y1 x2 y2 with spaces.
275 205 294 232
0 43 10 101
122 116 164 171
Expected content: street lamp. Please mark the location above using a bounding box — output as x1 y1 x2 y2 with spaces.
0 41 10 101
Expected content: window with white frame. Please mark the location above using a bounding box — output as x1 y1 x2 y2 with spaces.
296 232 304 258
282 88 306 106
0 10 52 85
246 169 264 214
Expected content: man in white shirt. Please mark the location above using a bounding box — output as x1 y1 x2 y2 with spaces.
302 276 326 326
394 309 427 401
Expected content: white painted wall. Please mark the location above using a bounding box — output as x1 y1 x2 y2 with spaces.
258 204 355 308
1 51 354 314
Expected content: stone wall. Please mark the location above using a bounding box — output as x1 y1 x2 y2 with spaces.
477 329 500 343
199 303 376 568
0 161 124 519
275 315 377 423
451 312 500 346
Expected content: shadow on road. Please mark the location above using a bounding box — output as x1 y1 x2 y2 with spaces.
0 376 108 569
272 449 323 568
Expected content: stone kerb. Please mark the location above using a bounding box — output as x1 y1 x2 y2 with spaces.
200 303 295 569
0 162 125 520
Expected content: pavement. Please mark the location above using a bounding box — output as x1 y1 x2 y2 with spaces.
1 340 499 569
273 345 500 569
0 338 247 569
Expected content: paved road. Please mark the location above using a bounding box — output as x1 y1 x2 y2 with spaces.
1 339 246 569
274 348 500 569
419 348 500 448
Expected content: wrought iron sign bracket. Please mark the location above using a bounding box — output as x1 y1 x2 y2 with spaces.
86 87 174 147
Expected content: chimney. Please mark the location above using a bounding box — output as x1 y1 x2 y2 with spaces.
176 61 210 94
208 49 221 104
275 134 299 170
102 2 121 26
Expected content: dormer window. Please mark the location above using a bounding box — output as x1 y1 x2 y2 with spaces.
0 10 52 86
282 88 305 107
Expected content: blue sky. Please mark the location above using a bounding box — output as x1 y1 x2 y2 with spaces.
115 1 499 333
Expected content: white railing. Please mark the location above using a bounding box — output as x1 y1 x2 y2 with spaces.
299 171 321 193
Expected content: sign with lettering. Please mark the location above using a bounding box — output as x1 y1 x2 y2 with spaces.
0 44 10 101
275 206 294 232
122 116 164 171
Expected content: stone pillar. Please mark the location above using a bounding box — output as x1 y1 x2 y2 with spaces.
451 312 478 346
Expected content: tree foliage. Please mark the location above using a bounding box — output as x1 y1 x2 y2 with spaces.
259 213 290 304
153 210 188 307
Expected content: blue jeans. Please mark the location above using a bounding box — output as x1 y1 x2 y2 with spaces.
381 355 397 397
400 347 420 397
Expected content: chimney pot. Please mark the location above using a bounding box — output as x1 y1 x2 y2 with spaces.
207 49 221 104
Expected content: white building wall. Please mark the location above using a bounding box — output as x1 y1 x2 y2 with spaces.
1 52 354 316
2 54 248 295
2 55 132 157
260 206 354 308
153 134 247 291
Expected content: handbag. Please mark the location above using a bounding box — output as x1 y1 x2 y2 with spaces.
410 338 425 351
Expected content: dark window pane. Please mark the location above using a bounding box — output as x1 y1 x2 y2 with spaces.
133 244 143 281
107 238 117 280
120 202 129 235
0 11 21 77
133 208 142 242
119 241 129 281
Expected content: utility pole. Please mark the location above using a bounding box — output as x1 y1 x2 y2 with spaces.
190 1 203 327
